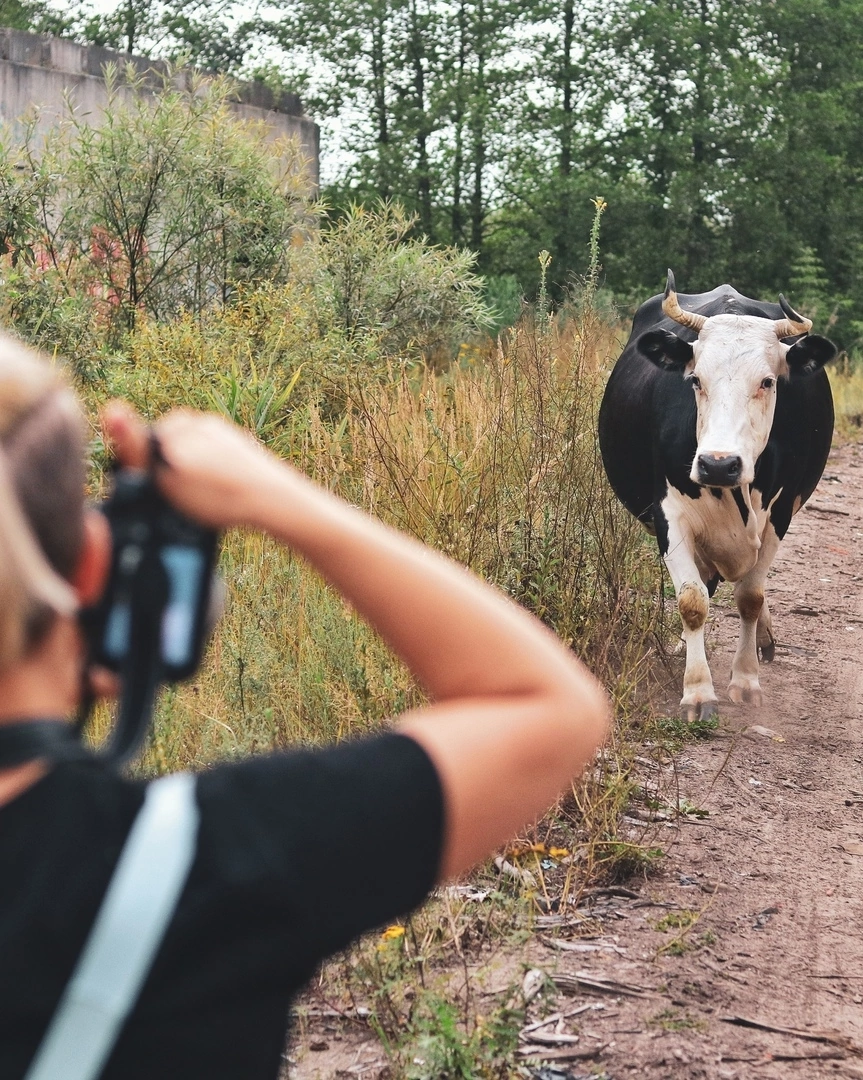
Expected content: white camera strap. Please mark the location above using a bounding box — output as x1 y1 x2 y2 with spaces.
25 772 199 1080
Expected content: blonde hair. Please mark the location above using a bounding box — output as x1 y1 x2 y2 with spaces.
0 332 85 670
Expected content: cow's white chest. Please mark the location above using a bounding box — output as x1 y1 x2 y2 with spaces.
660 484 771 583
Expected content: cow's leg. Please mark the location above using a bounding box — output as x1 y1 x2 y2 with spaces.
663 520 717 723
757 596 775 662
729 523 780 704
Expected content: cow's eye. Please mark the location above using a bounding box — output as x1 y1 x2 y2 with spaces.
761 377 775 390
689 375 702 391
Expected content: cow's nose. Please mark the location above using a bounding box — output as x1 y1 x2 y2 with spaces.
696 454 743 486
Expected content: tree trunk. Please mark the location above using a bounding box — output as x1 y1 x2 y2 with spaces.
469 0 485 253
408 0 433 235
451 0 468 245
371 9 391 199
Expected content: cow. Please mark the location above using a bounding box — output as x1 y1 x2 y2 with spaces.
598 271 836 721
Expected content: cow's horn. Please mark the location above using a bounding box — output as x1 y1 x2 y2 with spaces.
774 294 812 338
662 268 708 333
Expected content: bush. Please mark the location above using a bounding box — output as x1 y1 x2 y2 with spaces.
300 201 494 358
81 283 660 768
0 63 311 358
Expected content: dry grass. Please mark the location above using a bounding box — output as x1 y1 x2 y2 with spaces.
830 356 863 440
86 300 664 776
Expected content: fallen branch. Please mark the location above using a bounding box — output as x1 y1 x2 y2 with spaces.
807 973 863 980
719 1015 863 1055
804 503 851 516
541 936 627 956
518 1031 580 1047
518 1043 607 1062
581 886 641 900
722 1051 846 1065
552 972 650 998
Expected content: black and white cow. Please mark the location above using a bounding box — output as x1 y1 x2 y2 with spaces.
599 271 836 721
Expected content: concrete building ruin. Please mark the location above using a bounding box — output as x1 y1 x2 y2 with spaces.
0 28 320 188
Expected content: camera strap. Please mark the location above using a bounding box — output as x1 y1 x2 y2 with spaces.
0 720 92 768
24 771 200 1080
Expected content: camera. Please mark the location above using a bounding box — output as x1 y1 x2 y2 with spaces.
79 468 221 764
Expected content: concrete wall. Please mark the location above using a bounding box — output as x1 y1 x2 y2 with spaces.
0 29 320 188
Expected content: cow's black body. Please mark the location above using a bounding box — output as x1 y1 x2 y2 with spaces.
598 285 834 553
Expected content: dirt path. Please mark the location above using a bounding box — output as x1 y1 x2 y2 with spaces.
544 438 863 1079
288 441 863 1080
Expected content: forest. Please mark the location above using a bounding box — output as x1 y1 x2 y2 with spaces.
4 0 863 344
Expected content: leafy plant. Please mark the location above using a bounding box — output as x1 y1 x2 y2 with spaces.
403 994 522 1080
301 201 495 358
0 63 311 348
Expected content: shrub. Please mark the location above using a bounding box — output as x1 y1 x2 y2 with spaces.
82 283 661 768
0 63 311 356
299 201 494 358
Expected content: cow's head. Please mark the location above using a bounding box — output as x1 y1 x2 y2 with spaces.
636 270 836 487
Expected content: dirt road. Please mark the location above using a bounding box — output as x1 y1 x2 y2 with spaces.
543 438 863 1079
289 440 863 1079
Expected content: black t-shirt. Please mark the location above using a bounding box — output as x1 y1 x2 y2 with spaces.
0 733 443 1079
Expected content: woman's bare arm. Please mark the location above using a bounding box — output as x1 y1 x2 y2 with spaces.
104 406 611 880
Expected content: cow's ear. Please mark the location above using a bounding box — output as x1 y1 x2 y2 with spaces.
637 329 694 372
785 334 836 377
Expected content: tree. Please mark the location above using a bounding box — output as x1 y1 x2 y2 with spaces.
261 0 521 259
61 0 254 72
0 0 72 34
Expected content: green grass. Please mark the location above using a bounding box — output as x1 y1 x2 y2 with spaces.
648 1007 707 1033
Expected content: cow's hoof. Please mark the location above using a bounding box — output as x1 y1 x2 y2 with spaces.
680 700 718 724
728 683 763 706
757 628 776 663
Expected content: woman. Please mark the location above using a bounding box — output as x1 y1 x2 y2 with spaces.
0 331 609 1079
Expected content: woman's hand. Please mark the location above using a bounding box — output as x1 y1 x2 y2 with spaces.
101 402 286 531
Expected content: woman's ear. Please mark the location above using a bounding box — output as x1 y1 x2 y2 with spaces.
73 510 111 606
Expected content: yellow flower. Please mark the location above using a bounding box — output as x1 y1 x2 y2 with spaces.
549 847 570 859
380 925 405 941
591 196 607 213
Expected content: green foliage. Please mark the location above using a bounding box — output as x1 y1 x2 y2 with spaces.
402 994 522 1080
482 274 522 333
234 0 863 341
648 1007 706 1031
0 64 310 357
59 0 254 71
788 245 845 336
655 712 719 746
0 0 72 33
303 202 494 356
18 0 863 338
654 910 699 934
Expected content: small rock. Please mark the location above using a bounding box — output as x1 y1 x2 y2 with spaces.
522 968 546 1004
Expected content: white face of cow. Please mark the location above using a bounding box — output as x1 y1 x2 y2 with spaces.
685 315 786 487
636 276 835 491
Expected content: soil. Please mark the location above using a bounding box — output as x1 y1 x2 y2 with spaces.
287 439 863 1080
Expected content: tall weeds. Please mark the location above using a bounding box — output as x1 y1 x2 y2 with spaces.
90 282 662 784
